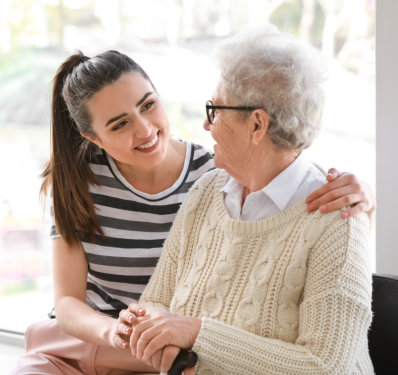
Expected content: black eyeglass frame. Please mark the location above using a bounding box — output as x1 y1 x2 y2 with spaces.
206 100 258 124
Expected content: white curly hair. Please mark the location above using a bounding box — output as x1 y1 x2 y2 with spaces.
215 25 328 151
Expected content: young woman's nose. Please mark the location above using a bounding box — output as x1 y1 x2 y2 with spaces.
135 117 153 138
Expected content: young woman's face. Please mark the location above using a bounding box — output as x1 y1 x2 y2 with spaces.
85 72 170 169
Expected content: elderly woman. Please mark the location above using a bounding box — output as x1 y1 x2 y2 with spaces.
124 27 373 375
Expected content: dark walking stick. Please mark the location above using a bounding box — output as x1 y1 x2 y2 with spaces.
160 350 198 375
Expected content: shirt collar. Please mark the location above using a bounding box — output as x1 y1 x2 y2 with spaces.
262 152 309 211
221 175 242 195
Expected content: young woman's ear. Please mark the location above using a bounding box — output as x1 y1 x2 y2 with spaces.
251 109 270 145
80 132 102 148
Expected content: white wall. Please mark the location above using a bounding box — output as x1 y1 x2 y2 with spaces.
376 0 398 275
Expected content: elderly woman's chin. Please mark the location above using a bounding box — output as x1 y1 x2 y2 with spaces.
212 144 241 172
213 152 223 169
213 150 231 172
211 144 221 167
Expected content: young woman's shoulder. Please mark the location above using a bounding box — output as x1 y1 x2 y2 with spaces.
182 140 214 181
190 141 213 156
188 141 214 166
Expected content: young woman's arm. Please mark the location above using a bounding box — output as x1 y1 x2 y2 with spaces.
306 168 375 219
52 237 118 347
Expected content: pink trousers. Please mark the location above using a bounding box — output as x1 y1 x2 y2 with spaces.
9 319 97 374
9 320 156 375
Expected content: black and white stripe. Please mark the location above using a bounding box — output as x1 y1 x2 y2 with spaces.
51 141 214 316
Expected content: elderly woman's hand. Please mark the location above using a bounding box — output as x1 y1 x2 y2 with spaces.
306 168 375 219
145 345 180 373
129 310 201 373
136 345 195 375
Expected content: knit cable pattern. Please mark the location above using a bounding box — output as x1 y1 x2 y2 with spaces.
140 169 373 375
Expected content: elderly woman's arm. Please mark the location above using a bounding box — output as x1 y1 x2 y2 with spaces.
131 179 211 373
138 173 216 314
189 214 372 375
136 213 372 375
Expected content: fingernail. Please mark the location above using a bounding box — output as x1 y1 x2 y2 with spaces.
137 308 144 314
128 315 134 322
319 205 327 212
307 204 314 211
122 342 128 348
342 211 350 218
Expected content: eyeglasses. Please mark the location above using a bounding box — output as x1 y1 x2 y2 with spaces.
205 100 258 124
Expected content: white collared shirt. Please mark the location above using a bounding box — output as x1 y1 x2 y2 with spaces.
222 153 327 221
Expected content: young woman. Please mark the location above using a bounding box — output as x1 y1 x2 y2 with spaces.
11 50 375 374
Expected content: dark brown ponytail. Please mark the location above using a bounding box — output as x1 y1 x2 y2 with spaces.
41 50 153 247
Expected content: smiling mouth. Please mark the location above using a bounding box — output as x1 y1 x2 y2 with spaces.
135 133 159 150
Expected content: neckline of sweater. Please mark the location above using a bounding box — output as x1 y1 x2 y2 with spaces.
210 169 314 235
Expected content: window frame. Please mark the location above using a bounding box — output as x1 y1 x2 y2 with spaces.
375 0 398 275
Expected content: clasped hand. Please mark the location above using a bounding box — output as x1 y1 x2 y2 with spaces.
115 303 201 374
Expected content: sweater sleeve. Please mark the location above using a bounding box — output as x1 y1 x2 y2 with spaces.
138 200 183 313
192 213 373 375
139 171 215 314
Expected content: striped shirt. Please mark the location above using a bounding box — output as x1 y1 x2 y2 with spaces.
51 140 214 317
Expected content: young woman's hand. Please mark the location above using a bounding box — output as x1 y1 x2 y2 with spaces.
110 303 147 349
129 310 201 373
306 168 376 219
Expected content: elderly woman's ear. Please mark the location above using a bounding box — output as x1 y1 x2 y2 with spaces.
251 109 271 145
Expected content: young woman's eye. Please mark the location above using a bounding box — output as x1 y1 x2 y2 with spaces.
112 121 127 131
142 101 155 112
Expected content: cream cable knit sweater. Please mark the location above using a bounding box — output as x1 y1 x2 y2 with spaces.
140 169 373 375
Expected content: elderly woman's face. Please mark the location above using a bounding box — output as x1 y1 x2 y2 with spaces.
203 83 253 175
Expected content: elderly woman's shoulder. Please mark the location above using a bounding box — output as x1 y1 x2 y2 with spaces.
306 208 370 243
179 169 225 215
190 168 227 192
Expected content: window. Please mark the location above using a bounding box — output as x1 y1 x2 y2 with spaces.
0 0 375 335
